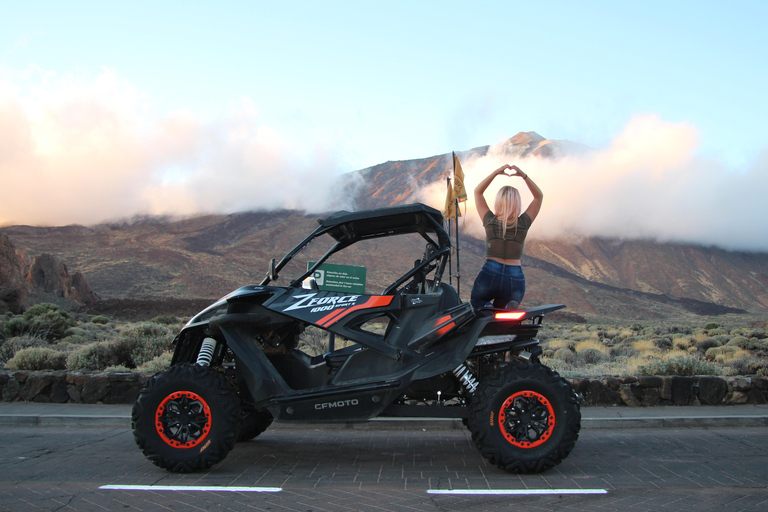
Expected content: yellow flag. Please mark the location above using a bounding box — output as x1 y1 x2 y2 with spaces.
453 153 467 203
444 178 456 220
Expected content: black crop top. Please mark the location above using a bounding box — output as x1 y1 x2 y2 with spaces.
483 211 532 260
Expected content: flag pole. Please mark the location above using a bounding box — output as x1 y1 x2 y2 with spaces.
453 152 461 299
446 176 453 287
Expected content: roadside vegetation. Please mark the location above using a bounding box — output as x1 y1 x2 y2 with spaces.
1 303 767 377
0 303 178 373
540 320 768 378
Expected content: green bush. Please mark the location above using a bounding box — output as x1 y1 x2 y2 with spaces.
65 323 174 371
6 303 77 341
725 356 768 377
120 323 174 367
91 315 110 325
695 337 722 352
705 345 738 360
638 356 718 376
66 340 133 371
726 336 762 351
0 335 46 364
136 352 173 373
6 347 67 371
1 316 29 339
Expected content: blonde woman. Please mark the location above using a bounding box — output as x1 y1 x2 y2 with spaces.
470 164 543 309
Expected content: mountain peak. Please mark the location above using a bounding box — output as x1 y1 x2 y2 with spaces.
509 131 545 146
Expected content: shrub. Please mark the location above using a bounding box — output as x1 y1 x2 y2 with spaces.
150 315 178 325
18 303 76 340
672 336 694 350
725 356 768 376
706 346 751 364
65 323 174 371
91 315 110 325
638 355 718 376
726 336 761 351
1 316 29 339
104 365 133 372
609 344 639 358
120 323 174 367
6 347 67 371
67 340 133 371
576 348 606 365
544 338 573 351
704 322 720 330
553 347 576 364
695 337 722 352
136 352 173 373
0 335 46 364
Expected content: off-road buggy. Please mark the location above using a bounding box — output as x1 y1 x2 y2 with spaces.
132 203 580 473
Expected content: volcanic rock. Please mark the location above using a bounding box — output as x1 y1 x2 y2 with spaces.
0 233 28 314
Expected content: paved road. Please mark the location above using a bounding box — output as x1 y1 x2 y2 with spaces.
1 424 767 512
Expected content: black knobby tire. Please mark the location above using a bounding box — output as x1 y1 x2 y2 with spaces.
238 405 273 442
131 363 242 472
467 360 581 473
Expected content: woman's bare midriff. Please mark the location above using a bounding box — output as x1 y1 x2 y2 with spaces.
488 257 522 266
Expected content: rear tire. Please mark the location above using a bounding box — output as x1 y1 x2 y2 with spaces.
132 364 241 472
467 360 580 473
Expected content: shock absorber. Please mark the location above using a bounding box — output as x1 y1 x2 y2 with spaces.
453 364 479 395
196 337 218 366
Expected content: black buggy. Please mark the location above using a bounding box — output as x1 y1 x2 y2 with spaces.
132 203 580 473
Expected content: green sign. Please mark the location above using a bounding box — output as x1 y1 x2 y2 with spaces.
307 262 367 293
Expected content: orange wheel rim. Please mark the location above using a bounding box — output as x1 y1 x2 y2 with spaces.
498 390 555 448
155 391 212 449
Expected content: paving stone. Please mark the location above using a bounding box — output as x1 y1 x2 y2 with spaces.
1 424 767 512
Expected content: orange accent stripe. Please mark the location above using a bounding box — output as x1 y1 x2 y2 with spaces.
317 307 348 327
319 295 393 328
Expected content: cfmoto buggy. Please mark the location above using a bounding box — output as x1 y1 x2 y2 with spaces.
132 203 581 473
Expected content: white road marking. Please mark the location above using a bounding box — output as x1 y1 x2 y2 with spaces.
100 485 282 493
427 488 608 495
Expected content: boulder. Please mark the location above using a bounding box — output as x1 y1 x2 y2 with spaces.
698 377 728 405
26 254 101 304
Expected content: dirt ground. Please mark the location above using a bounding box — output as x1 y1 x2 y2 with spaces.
74 297 215 321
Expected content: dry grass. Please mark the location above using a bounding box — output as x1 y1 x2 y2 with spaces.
541 318 768 378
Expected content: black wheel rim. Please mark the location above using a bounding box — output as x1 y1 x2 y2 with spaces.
155 391 212 449
498 390 555 448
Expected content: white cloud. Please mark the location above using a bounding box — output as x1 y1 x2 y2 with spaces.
420 115 768 251
0 68 346 226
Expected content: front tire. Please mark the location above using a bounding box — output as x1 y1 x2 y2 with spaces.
132 364 242 472
467 360 580 473
238 405 273 442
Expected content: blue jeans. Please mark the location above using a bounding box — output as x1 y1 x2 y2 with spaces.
470 260 526 309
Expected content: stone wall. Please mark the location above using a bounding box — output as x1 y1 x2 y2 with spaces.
1 371 152 405
1 370 767 406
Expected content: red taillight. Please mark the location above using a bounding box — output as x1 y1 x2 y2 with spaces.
495 311 526 321
435 315 455 335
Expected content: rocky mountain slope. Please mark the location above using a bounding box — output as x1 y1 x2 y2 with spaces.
0 233 100 314
2 131 766 321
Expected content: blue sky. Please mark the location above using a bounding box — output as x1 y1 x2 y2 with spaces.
1 0 767 248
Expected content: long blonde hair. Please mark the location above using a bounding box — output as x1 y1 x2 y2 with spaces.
494 186 521 237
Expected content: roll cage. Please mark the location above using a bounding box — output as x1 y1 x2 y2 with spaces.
260 203 452 295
